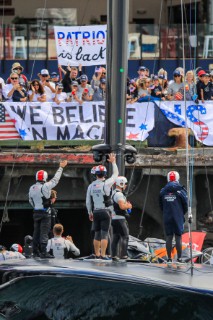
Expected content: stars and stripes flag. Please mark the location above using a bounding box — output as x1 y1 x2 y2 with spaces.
0 104 20 140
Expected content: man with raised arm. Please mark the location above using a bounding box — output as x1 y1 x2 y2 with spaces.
29 160 67 259
86 153 118 260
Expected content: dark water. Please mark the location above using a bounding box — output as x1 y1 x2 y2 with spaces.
0 276 212 320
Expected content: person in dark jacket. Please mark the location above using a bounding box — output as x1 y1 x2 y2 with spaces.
159 171 188 264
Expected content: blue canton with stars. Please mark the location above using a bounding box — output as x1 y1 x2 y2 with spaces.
161 109 186 127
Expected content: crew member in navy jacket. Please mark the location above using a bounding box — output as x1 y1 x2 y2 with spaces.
159 171 188 264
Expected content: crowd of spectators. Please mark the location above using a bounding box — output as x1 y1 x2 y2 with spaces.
0 62 213 104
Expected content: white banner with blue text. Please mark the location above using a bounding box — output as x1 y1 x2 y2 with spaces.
54 25 107 66
2 102 155 141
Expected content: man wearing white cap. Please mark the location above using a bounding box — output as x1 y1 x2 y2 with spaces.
39 69 56 101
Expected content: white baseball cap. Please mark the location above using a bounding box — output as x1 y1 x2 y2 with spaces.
40 69 49 75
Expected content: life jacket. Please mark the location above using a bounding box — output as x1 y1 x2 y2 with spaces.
48 238 69 259
29 183 51 210
112 190 127 217
90 180 113 209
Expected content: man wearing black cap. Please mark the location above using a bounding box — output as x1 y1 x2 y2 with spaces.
50 72 60 85
134 66 148 81
79 75 94 101
200 73 213 102
68 81 83 104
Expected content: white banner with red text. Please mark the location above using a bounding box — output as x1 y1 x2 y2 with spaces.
54 25 107 66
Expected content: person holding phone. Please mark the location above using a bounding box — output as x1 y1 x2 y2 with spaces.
28 80 46 102
38 69 56 101
53 83 68 104
78 75 94 101
67 81 83 104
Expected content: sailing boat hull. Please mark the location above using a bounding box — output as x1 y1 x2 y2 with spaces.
0 260 212 319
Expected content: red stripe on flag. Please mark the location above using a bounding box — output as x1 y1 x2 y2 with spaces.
0 107 20 140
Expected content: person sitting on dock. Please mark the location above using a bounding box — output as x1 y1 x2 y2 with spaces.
0 245 25 261
47 224 80 259
159 171 188 265
86 153 118 260
29 160 67 259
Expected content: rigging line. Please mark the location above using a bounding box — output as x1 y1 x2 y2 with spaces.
1 0 49 219
3 0 93 214
181 0 194 275
60 0 91 68
184 0 196 209
128 0 173 239
29 0 47 82
0 0 48 228
152 0 163 74
126 0 164 197
194 107 213 215
0 0 5 70
137 164 152 239
0 162 15 233
200 135 213 213
164 0 174 60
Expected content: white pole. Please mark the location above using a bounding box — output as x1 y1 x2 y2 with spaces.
181 0 193 275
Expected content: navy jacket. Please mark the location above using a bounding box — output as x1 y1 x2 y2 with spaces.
159 181 188 236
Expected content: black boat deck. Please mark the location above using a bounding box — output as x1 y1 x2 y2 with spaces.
0 259 213 295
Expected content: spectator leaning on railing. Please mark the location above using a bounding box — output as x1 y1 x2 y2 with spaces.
38 69 56 102
137 78 151 100
126 79 138 104
78 75 94 102
3 72 25 102
200 73 213 103
67 81 83 104
167 70 184 101
53 83 68 104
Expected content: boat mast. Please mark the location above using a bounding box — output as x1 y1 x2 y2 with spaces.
92 0 137 173
105 0 129 175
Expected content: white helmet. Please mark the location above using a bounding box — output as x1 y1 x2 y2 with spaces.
36 170 48 182
95 165 107 176
91 166 97 175
115 176 128 188
10 243 23 253
167 171 180 182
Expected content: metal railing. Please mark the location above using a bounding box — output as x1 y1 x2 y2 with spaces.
0 23 212 61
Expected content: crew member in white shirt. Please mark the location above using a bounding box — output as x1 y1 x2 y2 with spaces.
47 224 80 259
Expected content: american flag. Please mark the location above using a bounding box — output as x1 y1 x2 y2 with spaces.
0 104 20 140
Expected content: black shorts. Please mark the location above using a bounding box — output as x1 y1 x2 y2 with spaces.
93 209 111 233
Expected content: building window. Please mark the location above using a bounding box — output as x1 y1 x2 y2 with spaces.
0 8 14 15
0 0 12 5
